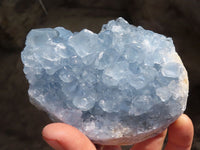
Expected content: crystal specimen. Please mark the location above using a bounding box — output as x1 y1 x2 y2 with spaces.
21 17 189 145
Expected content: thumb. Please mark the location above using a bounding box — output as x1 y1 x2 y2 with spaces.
42 123 96 150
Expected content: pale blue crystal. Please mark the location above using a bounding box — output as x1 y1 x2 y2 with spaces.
21 17 188 145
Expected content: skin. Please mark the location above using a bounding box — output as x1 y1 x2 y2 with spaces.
42 114 193 150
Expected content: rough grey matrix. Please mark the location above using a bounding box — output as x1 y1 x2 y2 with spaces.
21 17 188 145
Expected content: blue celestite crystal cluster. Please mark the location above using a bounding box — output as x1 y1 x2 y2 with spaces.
21 17 189 145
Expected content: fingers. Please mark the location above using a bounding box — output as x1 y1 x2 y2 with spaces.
41 114 193 150
164 114 194 150
42 123 96 150
131 114 194 150
131 129 167 150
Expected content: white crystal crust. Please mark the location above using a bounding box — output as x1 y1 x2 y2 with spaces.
21 17 188 145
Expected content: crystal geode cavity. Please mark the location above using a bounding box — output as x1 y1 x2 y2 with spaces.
21 17 188 145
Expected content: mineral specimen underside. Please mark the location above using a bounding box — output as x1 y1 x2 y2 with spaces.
21 17 188 145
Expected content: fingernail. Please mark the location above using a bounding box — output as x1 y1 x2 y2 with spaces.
43 137 65 150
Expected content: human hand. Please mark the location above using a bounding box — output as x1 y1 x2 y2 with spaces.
42 114 193 150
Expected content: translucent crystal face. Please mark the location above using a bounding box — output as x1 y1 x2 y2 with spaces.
21 17 188 145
